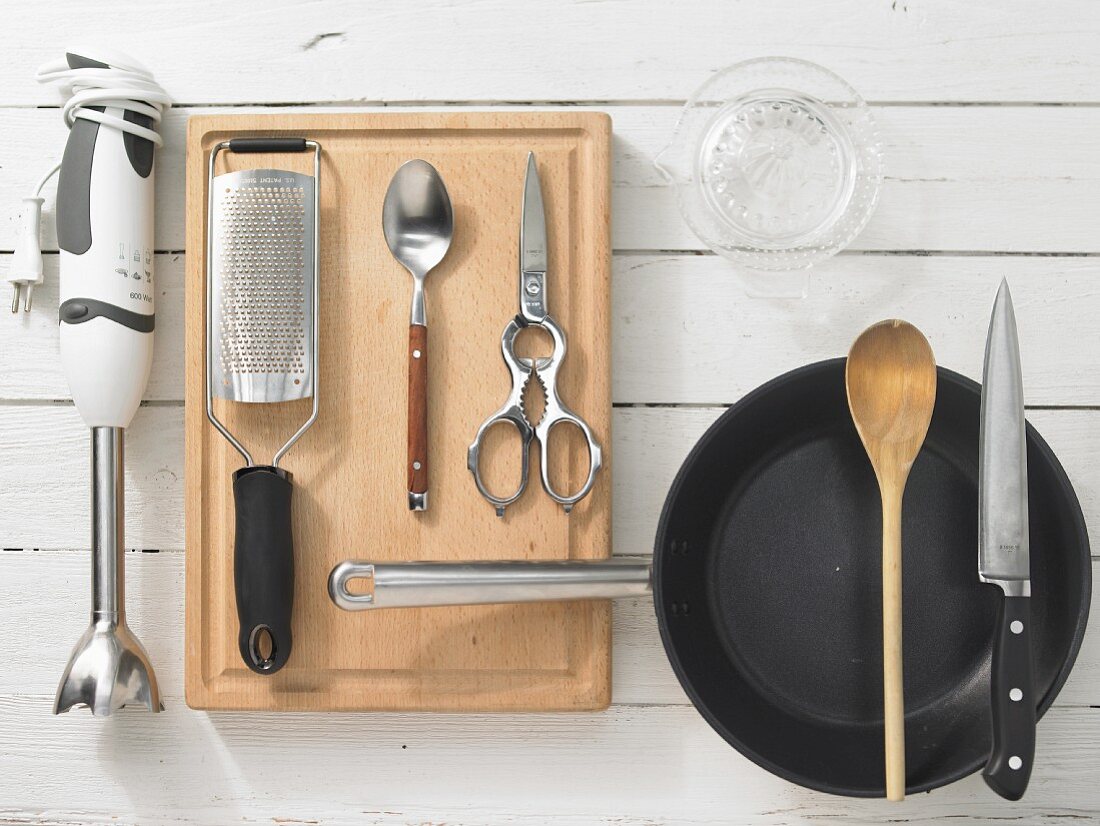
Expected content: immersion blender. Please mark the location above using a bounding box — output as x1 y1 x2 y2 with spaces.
34 49 170 715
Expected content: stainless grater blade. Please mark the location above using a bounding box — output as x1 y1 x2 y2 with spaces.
211 168 315 403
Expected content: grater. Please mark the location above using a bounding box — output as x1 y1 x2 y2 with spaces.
205 137 321 675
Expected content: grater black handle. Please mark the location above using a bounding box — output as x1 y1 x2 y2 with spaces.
228 137 309 154
233 465 295 675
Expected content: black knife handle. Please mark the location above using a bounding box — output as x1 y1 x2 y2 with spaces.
983 595 1036 800
233 465 294 675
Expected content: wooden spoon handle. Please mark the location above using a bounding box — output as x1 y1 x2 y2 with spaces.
882 483 906 801
408 324 428 510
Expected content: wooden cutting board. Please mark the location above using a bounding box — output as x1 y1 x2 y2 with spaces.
183 112 612 711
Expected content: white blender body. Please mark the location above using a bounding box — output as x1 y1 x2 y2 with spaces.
40 49 168 716
58 101 155 428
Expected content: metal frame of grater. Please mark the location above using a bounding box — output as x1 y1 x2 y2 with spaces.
206 138 321 461
204 137 321 675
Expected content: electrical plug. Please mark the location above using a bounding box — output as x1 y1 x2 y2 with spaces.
6 196 45 313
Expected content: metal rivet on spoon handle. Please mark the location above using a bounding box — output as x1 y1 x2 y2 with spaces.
846 320 938 802
382 160 454 512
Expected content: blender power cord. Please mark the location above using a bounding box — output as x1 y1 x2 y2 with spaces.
7 54 170 313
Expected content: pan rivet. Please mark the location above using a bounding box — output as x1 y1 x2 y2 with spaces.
1009 688 1023 702
1010 620 1024 634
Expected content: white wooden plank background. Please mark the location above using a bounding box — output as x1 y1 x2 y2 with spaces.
1 1 1098 823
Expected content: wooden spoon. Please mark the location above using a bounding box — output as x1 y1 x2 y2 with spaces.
846 320 937 802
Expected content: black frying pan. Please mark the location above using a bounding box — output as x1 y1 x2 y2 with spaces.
654 358 1090 795
330 358 1091 797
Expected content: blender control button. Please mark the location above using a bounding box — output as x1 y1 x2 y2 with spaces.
61 302 89 321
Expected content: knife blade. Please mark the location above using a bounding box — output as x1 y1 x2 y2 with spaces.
978 278 1035 801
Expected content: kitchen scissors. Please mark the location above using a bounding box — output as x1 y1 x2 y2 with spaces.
468 153 603 516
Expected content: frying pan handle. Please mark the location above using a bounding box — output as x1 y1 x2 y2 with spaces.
983 595 1036 800
328 559 652 609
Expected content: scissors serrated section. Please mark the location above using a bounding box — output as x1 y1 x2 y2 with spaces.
468 316 602 516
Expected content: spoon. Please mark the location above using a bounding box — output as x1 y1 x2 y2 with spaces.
846 320 937 802
383 160 454 512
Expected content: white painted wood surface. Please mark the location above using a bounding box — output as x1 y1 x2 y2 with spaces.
1 2 1097 823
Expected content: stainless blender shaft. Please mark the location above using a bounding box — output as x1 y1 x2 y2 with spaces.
53 427 162 715
91 427 124 620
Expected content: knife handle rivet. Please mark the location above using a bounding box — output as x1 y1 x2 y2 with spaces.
1009 688 1023 702
1008 756 1023 771
1010 620 1024 634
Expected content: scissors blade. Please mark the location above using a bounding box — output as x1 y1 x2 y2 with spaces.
520 152 548 322
979 278 1030 594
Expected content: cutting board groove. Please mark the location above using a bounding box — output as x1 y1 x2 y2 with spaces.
184 112 612 711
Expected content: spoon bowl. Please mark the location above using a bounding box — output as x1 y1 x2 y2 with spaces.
383 160 454 280
846 319 937 802
847 321 938 458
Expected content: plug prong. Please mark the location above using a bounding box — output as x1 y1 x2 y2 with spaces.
10 284 21 314
23 283 33 312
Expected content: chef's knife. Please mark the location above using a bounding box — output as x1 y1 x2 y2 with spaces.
979 278 1035 800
